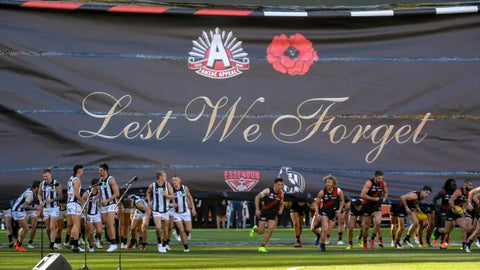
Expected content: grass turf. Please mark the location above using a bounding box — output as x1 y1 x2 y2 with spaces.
0 228 477 269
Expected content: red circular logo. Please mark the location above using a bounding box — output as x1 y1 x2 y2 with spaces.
267 33 318 76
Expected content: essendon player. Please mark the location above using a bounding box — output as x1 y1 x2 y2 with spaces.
360 170 388 250
432 178 456 247
313 175 344 251
393 186 432 249
442 179 472 249
250 178 284 253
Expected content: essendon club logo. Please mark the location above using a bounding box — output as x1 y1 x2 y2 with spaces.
188 28 249 79
224 170 260 192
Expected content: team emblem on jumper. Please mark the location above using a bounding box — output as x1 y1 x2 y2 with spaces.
224 170 259 192
188 28 249 79
278 167 305 193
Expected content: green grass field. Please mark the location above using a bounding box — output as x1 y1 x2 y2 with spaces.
0 228 477 270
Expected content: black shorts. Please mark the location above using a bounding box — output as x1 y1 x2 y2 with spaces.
419 203 434 215
320 208 337 221
361 201 381 216
390 203 399 217
446 208 463 221
260 210 278 221
395 205 414 218
350 206 362 217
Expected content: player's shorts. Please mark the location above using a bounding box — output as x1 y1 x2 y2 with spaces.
361 201 382 216
59 210 66 219
173 210 192 222
87 213 102 223
3 209 12 218
446 208 463 221
419 203 434 215
67 202 82 216
395 205 415 218
169 208 175 218
320 208 337 221
260 209 278 221
133 210 147 221
390 203 399 217
12 211 26 221
43 206 60 219
350 206 362 217
26 210 38 218
153 211 170 220
100 204 117 214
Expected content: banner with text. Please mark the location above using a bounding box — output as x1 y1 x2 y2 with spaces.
1 8 479 200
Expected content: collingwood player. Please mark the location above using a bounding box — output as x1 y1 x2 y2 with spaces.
124 194 151 251
98 163 120 252
38 168 63 251
146 170 174 253
82 178 103 252
66 165 84 252
12 181 41 251
171 175 196 253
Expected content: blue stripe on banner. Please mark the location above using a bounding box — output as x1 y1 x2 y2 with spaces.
1 164 480 176
6 51 480 62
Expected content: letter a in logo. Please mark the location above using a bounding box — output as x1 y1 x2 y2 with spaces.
188 28 249 79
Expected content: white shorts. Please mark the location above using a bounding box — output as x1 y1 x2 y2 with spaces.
100 204 117 214
152 211 170 220
173 211 192 223
26 210 38 218
87 213 101 223
3 209 12 218
67 202 82 216
12 211 26 221
43 207 60 218
134 210 147 221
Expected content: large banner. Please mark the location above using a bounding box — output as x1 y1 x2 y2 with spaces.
1 7 479 201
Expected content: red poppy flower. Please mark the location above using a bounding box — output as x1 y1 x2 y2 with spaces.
266 33 318 76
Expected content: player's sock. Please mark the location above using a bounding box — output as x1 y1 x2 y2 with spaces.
65 235 70 245
295 235 300 242
338 232 343 241
157 236 162 244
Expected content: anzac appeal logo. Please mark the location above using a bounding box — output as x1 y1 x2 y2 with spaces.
224 170 260 192
278 167 305 193
188 28 249 79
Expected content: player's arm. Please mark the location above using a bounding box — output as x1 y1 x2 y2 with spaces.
278 195 284 215
432 190 443 211
165 183 175 200
55 183 63 202
23 193 35 210
255 188 270 217
401 192 417 214
337 190 345 214
136 200 150 215
73 178 83 204
107 177 120 203
185 186 197 217
146 184 153 207
37 183 44 207
448 189 462 214
360 181 377 201
382 182 388 203
466 186 480 210
314 190 324 217
81 191 89 202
